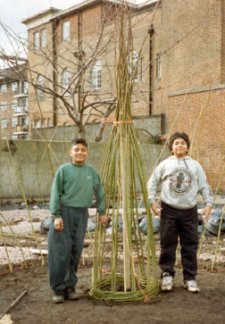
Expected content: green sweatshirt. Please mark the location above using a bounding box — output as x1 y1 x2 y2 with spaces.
50 162 106 217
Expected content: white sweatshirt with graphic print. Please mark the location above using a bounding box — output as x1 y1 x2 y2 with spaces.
147 155 213 209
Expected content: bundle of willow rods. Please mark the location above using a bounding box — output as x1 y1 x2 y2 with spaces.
90 2 159 301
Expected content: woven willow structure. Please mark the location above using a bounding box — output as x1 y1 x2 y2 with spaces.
90 4 159 301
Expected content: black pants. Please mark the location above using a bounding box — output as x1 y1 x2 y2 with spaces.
48 206 88 292
159 201 199 281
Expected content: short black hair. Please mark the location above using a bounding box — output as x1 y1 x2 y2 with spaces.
168 132 190 152
71 138 88 147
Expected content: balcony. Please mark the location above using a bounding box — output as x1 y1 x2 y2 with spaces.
13 125 29 139
14 125 29 133
13 106 28 116
13 92 28 99
12 132 29 139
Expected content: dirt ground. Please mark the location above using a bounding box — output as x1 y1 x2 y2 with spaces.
0 260 225 324
1 206 225 324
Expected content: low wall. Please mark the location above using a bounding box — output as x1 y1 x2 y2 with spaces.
31 115 163 142
0 140 168 202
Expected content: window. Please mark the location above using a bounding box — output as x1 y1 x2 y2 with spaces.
41 29 47 48
18 97 28 110
11 82 18 92
12 117 17 128
14 106 22 113
1 119 8 128
156 54 161 79
62 21 70 41
21 81 28 94
20 117 27 126
34 32 40 50
128 50 142 82
12 100 17 110
0 84 7 92
62 69 72 94
91 60 102 89
1 102 8 111
36 75 45 99
34 119 42 128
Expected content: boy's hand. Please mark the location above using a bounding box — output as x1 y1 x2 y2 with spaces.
99 215 110 227
150 202 161 216
54 217 64 231
202 205 212 223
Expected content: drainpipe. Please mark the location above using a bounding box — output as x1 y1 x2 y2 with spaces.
77 10 83 113
148 24 154 116
52 19 58 127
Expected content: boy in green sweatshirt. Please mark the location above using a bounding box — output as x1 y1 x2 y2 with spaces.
48 138 108 303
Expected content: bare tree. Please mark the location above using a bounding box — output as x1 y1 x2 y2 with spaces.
0 7 118 139
0 1 158 140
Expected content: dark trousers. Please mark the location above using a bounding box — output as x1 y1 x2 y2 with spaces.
159 201 199 281
48 206 88 292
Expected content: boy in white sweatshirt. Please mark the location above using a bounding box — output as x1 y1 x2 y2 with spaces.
148 132 212 293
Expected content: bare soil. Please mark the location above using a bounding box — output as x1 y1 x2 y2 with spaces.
0 262 225 324
1 206 225 324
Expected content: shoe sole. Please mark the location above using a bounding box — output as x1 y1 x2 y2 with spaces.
184 288 200 293
53 298 64 304
67 295 81 300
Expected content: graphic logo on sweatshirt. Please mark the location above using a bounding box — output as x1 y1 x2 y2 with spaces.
169 167 193 193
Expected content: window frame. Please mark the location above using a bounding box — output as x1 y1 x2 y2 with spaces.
61 68 72 95
40 29 47 48
128 50 140 82
1 119 8 129
11 81 18 92
12 117 18 128
36 75 45 99
90 60 102 90
62 21 70 41
0 84 7 92
1 102 8 111
33 31 40 50
156 54 162 79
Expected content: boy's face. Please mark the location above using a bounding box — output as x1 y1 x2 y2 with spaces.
171 138 188 158
70 144 88 165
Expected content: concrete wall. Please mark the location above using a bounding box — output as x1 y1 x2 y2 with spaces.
31 115 163 142
0 140 69 201
0 139 168 202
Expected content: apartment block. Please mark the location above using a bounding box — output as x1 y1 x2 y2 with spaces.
0 63 29 139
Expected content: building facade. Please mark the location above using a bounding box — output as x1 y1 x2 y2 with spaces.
9 0 225 189
0 63 29 139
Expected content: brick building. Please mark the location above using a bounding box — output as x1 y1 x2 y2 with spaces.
159 0 225 190
0 62 29 139
19 0 225 190
22 1 162 131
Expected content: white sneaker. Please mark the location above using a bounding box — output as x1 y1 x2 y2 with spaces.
182 280 200 293
52 292 65 303
161 272 174 291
